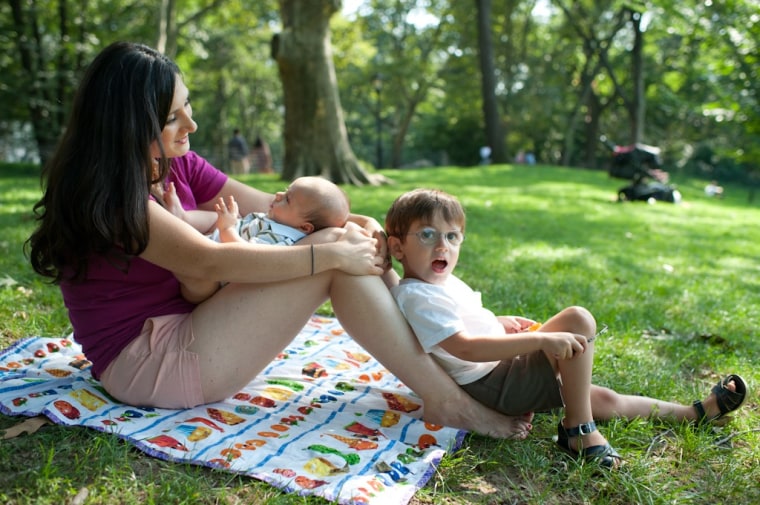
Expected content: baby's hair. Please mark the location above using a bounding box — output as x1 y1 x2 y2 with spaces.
298 177 350 231
385 188 465 239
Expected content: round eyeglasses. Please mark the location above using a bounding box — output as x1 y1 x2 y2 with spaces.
408 227 464 247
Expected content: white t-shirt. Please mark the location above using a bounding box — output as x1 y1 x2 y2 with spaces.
391 276 501 385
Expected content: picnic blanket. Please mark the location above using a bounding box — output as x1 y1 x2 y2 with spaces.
0 315 466 504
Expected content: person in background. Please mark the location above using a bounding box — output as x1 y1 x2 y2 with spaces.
251 135 274 174
479 145 492 165
704 180 724 198
228 128 250 175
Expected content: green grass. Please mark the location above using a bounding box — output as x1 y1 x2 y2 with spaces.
1 164 758 504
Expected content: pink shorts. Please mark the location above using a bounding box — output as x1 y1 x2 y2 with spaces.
99 313 205 409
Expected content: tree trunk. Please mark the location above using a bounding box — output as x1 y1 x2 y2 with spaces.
474 0 507 163
8 0 76 166
631 10 646 144
273 0 383 185
156 0 177 56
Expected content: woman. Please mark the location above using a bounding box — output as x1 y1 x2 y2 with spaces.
26 41 530 438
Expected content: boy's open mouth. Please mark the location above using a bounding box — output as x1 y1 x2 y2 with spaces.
432 259 448 273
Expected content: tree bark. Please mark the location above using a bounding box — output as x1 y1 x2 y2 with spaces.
274 0 383 185
8 0 76 165
474 0 507 163
631 10 646 144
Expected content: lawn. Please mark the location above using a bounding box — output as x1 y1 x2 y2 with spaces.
1 163 758 504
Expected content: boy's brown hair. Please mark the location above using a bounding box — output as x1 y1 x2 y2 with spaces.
385 188 466 240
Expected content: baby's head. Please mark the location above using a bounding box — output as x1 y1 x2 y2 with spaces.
269 176 350 233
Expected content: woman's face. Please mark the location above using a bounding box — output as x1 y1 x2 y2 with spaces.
151 76 197 159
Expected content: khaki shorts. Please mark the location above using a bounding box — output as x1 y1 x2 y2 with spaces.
460 350 563 416
99 314 204 409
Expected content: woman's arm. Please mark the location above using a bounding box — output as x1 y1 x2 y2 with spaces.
198 178 274 216
195 177 394 274
158 181 218 234
176 273 220 303
141 201 384 283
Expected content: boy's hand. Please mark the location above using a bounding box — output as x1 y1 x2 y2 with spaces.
542 332 586 360
497 315 537 333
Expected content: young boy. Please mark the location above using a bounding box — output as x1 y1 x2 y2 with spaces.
385 188 746 468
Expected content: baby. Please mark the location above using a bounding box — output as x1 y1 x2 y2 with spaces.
158 176 350 246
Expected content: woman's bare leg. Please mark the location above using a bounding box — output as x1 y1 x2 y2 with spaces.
189 271 531 438
188 273 333 402
329 273 532 439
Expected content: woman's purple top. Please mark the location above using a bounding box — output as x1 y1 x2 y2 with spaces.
60 151 228 379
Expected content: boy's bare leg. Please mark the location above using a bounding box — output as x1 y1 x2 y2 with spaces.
590 380 738 422
540 306 611 450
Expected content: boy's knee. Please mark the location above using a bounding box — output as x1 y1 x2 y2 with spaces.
563 306 596 333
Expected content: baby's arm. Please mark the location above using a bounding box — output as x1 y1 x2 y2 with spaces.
161 182 217 234
215 196 246 243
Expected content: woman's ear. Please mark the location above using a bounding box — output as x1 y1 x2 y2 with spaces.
387 235 404 260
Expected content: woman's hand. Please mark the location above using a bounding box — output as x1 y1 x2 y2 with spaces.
346 214 392 273
330 226 385 276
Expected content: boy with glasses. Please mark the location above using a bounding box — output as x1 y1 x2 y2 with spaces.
384 188 746 469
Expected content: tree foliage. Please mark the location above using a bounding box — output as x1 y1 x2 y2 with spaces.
0 0 757 186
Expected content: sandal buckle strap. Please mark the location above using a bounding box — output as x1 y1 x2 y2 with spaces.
565 420 597 437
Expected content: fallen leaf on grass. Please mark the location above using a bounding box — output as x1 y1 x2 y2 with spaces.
1 416 51 439
0 275 17 288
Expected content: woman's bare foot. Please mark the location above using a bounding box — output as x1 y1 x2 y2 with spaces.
422 392 533 440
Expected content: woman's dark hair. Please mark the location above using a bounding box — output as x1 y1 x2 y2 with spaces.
384 188 466 239
26 41 180 282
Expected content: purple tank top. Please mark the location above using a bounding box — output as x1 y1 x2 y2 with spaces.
60 151 228 378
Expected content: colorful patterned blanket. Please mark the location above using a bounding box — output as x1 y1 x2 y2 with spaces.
0 315 465 504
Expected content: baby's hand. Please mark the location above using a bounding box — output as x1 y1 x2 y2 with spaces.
161 182 185 219
214 196 240 230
